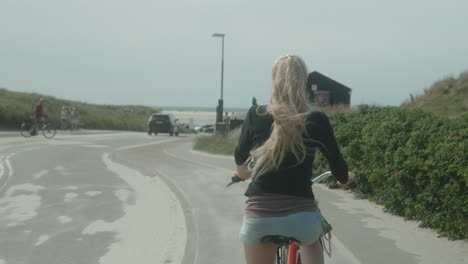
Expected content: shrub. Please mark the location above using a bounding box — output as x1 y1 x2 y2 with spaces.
314 105 467 239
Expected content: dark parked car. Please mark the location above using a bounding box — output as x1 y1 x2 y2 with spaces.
147 113 179 136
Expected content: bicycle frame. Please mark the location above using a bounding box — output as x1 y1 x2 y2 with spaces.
20 117 56 139
226 171 334 264
285 171 332 264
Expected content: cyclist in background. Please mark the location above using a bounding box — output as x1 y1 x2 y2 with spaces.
33 98 45 134
234 55 356 264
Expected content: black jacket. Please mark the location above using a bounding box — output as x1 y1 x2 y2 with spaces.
234 105 348 198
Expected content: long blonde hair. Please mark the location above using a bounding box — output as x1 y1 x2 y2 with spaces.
249 55 312 176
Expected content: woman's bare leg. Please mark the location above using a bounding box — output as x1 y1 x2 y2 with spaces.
243 242 277 264
299 241 324 264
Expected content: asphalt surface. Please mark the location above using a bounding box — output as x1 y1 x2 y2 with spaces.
0 131 466 264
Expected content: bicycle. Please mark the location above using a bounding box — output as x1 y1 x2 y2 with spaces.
227 171 356 264
20 117 57 139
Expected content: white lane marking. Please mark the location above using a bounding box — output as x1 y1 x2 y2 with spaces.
83 144 110 148
5 153 15 178
114 189 131 202
33 169 49 179
0 155 4 181
57 215 72 224
34 235 50 246
5 183 43 196
153 168 200 264
0 184 44 226
82 219 114 235
0 153 16 192
85 152 186 264
64 193 79 203
55 165 66 171
152 168 194 211
54 165 71 176
85 191 102 197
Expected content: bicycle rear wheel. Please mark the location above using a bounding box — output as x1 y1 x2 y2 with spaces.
42 124 56 139
288 244 301 264
20 121 34 138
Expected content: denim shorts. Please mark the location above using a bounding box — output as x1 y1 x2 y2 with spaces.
239 211 324 246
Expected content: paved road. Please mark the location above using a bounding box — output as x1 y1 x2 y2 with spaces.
0 132 466 264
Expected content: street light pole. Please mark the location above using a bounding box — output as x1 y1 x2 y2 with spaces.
212 33 225 125
221 35 224 101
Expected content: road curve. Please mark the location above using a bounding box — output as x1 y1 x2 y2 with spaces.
0 132 185 264
117 136 467 264
0 131 467 264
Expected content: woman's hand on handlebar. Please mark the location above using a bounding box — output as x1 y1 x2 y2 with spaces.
227 165 251 187
236 165 252 181
337 171 356 188
226 174 244 187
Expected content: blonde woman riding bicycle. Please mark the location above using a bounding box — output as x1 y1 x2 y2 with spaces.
234 55 356 264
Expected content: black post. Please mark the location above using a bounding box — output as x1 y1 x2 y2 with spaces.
220 36 224 121
216 99 223 123
212 33 226 134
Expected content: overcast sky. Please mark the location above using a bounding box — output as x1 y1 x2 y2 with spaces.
1 0 467 108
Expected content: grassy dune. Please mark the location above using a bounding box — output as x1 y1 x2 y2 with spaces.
0 88 159 131
402 70 468 118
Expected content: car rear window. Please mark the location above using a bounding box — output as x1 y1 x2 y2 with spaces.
152 115 170 122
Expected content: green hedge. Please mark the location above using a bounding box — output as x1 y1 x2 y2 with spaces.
193 105 467 239
314 105 467 239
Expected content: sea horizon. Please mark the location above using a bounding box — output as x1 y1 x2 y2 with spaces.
155 105 249 113
159 106 249 127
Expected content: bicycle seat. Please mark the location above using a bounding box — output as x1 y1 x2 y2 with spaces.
261 235 301 245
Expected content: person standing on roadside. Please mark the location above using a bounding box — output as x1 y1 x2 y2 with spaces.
70 107 79 131
252 97 258 106
60 106 68 131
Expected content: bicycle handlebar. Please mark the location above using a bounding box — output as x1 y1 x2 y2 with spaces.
311 171 333 184
226 175 243 187
226 171 357 188
312 171 358 190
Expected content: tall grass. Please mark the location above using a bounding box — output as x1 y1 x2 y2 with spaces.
0 88 159 131
402 70 468 118
193 129 240 155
